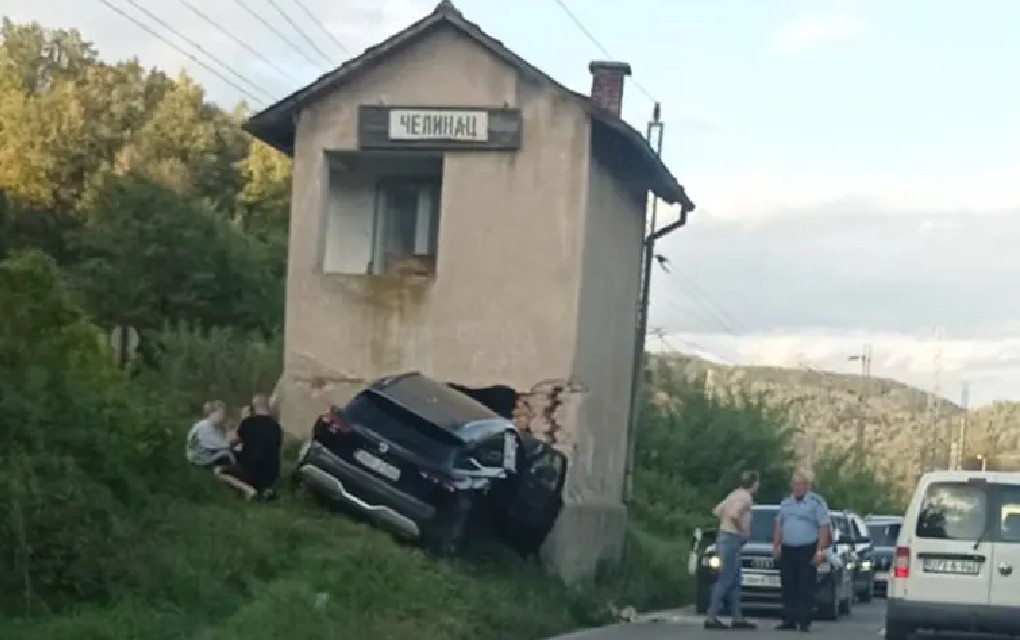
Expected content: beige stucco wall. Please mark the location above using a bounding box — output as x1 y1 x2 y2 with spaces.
539 138 646 576
281 24 592 442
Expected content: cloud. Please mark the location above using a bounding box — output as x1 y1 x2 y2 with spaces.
771 12 870 55
674 163 1020 221
649 329 1020 407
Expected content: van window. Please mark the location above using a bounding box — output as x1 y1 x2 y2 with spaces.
999 485 1020 543
915 482 988 540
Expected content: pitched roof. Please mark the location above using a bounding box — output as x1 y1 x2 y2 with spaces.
243 0 694 211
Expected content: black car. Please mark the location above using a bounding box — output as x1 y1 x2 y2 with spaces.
294 372 568 557
831 510 875 603
864 514 902 597
689 505 855 620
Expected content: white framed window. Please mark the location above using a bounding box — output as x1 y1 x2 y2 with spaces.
321 153 442 277
371 178 441 276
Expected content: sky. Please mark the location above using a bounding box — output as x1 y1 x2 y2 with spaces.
3 0 1018 406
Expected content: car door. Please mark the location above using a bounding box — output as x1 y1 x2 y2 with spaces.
494 437 567 555
989 482 1020 607
903 478 993 605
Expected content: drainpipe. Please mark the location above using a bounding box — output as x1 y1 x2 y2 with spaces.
622 102 691 505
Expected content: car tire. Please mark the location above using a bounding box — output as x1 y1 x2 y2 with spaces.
821 580 840 621
695 583 710 615
424 495 471 558
884 621 911 640
859 581 873 603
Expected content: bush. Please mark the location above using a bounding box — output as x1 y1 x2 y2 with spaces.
813 446 908 515
632 364 800 539
0 251 177 611
134 321 282 414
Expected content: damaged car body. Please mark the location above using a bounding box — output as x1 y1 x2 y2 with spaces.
294 372 567 557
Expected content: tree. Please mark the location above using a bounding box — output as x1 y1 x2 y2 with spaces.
631 362 800 537
71 173 283 334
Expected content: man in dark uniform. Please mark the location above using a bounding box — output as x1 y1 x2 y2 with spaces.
216 393 282 500
773 469 831 632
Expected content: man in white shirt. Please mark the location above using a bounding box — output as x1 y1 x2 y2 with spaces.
705 470 760 630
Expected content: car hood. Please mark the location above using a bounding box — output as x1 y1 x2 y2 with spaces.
741 542 774 555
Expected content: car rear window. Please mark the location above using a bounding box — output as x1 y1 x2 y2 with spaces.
868 522 901 546
344 391 461 463
749 509 777 542
915 482 988 540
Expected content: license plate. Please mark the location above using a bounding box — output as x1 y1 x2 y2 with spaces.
921 558 980 575
353 449 401 482
874 571 890 582
742 573 781 588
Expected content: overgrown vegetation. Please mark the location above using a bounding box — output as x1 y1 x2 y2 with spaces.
0 18 910 640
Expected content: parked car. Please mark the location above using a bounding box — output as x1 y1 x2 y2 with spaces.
864 514 903 596
293 372 567 557
831 509 875 603
886 470 1020 640
689 504 855 620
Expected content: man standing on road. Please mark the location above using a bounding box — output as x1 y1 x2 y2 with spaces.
773 469 830 632
704 470 760 631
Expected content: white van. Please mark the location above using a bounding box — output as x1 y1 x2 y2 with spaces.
886 470 1020 640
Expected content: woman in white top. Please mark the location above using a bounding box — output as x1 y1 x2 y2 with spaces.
185 400 233 468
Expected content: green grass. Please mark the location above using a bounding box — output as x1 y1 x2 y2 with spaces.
0 482 686 640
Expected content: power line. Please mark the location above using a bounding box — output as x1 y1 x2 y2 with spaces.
262 0 334 65
289 0 351 56
176 0 294 82
118 0 274 102
229 0 323 69
550 0 656 104
94 0 266 106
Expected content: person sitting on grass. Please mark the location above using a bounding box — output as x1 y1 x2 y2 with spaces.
185 400 234 469
214 393 282 501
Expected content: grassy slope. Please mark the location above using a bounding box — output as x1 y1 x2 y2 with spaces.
0 457 685 640
1 495 596 640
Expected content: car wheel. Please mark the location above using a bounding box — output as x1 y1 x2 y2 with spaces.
822 581 840 620
859 585 873 603
695 582 710 615
884 621 911 640
423 496 471 558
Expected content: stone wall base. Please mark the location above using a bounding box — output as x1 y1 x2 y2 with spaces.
540 498 628 585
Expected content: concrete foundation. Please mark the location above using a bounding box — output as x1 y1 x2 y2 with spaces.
541 498 628 585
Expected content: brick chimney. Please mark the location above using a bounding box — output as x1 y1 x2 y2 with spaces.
588 61 632 117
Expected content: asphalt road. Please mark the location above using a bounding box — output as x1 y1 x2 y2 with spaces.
548 601 888 640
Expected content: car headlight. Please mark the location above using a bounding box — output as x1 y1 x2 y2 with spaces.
702 555 721 569
861 560 872 570
847 561 856 570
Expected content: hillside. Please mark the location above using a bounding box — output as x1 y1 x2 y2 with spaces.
650 354 1020 492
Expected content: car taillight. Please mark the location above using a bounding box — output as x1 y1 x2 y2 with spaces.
893 546 910 579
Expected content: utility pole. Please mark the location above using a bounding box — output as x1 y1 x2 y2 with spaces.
623 103 693 504
952 381 970 470
848 343 872 461
924 327 945 471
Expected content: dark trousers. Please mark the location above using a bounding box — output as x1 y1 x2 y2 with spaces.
779 543 817 628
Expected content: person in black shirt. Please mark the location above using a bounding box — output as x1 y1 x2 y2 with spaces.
215 393 282 500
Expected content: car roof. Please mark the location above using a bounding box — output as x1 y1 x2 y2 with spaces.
918 470 1020 485
366 372 515 441
866 514 903 522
